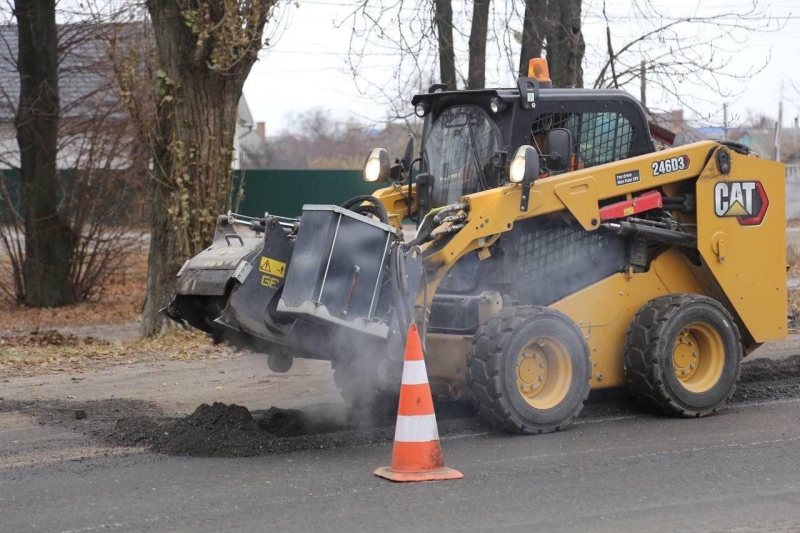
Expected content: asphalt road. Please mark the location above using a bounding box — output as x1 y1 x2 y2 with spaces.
2 397 800 532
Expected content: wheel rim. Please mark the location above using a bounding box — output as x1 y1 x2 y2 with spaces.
672 321 725 393
515 335 573 410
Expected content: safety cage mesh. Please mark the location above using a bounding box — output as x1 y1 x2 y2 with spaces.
531 111 638 170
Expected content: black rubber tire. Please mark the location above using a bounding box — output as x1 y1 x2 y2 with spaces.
466 306 592 434
623 294 742 417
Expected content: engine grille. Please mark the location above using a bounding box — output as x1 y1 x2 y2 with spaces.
513 218 626 305
517 222 620 278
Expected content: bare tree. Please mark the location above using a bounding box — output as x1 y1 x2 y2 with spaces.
94 0 281 336
342 0 587 119
434 0 456 89
547 0 583 87
517 0 546 77
13 0 76 307
0 20 145 305
340 0 444 126
343 0 781 127
259 108 419 169
591 0 780 119
467 0 491 89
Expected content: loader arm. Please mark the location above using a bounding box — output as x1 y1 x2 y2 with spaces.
423 142 717 267
372 183 418 229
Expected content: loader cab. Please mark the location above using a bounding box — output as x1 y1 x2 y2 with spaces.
411 74 654 215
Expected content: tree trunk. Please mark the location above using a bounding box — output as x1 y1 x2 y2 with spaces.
467 0 491 89
15 0 76 307
518 0 548 77
546 0 585 88
433 0 456 89
140 154 180 337
140 0 265 336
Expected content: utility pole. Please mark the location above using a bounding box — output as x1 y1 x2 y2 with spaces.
723 103 728 141
640 60 646 108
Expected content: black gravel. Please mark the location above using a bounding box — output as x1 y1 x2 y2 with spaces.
3 354 799 458
731 354 800 403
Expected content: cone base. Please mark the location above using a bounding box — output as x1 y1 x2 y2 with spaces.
373 466 464 483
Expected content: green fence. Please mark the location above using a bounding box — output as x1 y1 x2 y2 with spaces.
232 169 381 219
0 169 140 225
1 168 380 222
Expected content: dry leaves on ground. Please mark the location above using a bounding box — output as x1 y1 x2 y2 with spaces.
0 251 148 332
0 328 237 378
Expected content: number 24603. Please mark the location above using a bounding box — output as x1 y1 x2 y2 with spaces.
652 155 689 176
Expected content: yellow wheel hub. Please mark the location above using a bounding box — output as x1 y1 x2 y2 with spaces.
672 322 725 393
516 336 573 410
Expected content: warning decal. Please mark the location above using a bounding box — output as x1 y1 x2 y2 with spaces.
615 169 640 186
259 257 287 278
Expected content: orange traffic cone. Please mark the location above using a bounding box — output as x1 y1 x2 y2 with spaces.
374 323 463 482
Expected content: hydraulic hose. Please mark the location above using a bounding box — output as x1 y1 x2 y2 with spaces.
340 195 390 225
601 221 697 248
404 201 467 249
403 205 447 249
433 202 468 225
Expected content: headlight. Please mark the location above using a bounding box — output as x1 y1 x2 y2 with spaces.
414 102 430 118
364 158 382 182
508 145 540 184
490 98 507 114
363 148 390 183
509 156 526 183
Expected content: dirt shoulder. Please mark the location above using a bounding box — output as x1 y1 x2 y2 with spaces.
1 344 340 411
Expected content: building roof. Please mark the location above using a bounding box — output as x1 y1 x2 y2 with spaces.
1 23 255 169
0 24 128 123
732 128 800 162
647 110 707 144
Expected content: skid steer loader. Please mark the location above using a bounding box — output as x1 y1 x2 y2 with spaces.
163 59 787 433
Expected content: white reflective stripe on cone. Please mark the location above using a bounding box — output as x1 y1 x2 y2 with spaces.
394 414 440 442
401 360 429 385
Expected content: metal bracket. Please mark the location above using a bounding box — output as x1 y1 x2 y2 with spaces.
225 234 245 246
715 148 731 175
711 231 727 263
520 182 533 212
516 77 540 110
232 260 253 284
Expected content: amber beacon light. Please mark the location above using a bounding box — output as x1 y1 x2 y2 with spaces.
528 58 552 87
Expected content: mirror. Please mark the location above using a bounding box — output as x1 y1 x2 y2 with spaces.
416 172 433 212
544 128 573 172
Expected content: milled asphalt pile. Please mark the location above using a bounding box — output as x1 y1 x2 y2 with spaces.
3 355 799 458
731 354 800 402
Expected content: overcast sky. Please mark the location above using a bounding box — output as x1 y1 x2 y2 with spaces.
243 0 799 136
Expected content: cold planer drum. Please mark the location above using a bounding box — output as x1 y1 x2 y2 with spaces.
163 204 423 371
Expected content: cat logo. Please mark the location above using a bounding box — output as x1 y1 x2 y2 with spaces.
713 181 769 226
